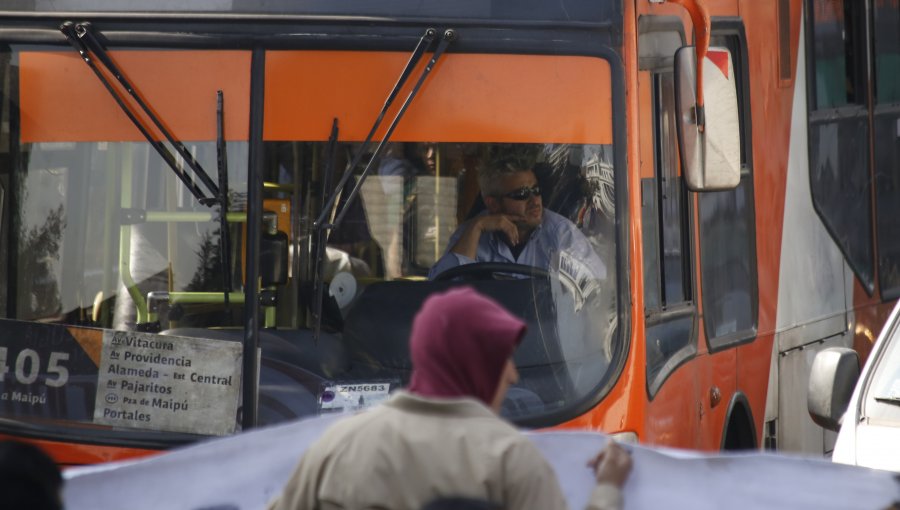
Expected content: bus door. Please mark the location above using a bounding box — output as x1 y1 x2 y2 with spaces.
638 12 753 449
699 26 760 450
638 15 704 448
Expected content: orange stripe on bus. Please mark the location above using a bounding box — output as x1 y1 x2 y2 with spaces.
264 51 613 144
66 326 102 367
20 51 251 143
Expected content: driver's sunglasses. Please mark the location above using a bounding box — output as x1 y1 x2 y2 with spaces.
501 186 541 201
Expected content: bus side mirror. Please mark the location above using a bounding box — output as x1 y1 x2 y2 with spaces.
675 46 741 191
807 347 860 432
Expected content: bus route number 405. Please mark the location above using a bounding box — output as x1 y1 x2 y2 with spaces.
0 347 69 388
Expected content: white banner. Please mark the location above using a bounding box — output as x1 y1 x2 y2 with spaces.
64 413 899 510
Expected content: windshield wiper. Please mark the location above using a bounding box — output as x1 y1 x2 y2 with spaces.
333 29 455 226
313 28 456 230
310 28 456 340
60 21 220 206
216 90 233 318
312 118 340 340
312 119 338 342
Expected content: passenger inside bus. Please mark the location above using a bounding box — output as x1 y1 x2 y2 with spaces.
374 142 446 278
378 142 437 179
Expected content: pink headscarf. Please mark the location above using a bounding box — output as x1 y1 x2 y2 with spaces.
408 287 526 405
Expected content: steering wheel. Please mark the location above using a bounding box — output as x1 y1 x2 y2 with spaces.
432 262 550 281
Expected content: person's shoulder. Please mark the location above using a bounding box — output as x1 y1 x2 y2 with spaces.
316 405 392 442
378 157 414 177
301 407 396 463
542 209 581 233
543 208 573 224
464 414 537 449
499 430 556 474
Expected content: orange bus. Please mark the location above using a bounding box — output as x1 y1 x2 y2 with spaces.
0 0 896 465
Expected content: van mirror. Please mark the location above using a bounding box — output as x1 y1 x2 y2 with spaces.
807 347 860 432
674 46 741 191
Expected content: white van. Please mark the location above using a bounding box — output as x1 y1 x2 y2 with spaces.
808 301 900 471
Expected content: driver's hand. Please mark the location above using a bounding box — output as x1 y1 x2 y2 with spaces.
448 213 526 260
476 214 525 245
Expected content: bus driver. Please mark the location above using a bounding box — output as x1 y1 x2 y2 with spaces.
428 151 606 282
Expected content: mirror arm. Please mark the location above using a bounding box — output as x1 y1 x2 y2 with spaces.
665 0 711 132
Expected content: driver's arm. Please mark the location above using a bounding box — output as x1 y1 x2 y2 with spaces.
452 214 523 258
428 225 472 278
448 217 487 260
428 214 521 279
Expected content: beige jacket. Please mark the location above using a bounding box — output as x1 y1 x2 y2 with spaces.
268 391 622 510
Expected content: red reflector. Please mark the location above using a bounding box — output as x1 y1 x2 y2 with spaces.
707 50 730 80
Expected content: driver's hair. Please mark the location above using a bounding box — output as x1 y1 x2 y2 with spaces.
478 144 542 198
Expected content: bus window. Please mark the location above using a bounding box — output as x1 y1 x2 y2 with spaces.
0 49 9 319
655 72 690 306
0 46 251 439
809 0 866 109
263 51 621 425
873 0 900 105
0 176 5 318
873 0 900 299
15 49 251 328
643 67 696 394
700 32 759 348
806 0 874 294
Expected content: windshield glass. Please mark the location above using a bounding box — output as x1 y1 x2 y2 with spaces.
260 51 620 424
0 47 619 441
264 139 617 421
0 47 252 439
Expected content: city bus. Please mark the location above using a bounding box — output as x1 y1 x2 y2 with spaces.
0 0 896 465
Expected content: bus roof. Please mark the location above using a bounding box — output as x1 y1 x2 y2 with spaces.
2 0 620 24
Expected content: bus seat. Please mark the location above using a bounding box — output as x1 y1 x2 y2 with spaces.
341 278 572 405
341 278 565 370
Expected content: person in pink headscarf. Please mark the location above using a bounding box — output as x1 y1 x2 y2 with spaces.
268 287 631 510
406 286 527 410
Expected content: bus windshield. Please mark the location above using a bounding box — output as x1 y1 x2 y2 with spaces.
0 45 620 442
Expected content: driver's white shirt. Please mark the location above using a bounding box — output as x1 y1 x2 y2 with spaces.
428 209 606 280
